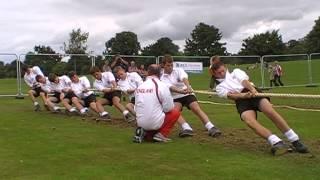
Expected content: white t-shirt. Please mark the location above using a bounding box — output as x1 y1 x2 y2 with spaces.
50 75 72 93
70 76 93 99
135 77 174 130
38 77 51 93
160 68 189 99
24 66 44 88
117 72 143 99
216 68 249 98
93 72 116 91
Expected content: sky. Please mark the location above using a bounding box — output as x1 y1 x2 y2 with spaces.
0 0 319 61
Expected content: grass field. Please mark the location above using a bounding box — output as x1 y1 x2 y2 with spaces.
1 67 320 179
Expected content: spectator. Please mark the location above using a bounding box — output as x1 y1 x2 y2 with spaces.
138 64 147 80
268 63 276 87
110 55 129 72
102 60 111 72
273 61 284 86
128 60 139 73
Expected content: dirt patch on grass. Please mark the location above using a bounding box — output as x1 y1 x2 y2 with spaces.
44 110 320 156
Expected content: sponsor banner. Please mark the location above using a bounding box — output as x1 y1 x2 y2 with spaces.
173 61 203 73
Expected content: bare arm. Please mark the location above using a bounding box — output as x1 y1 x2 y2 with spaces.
227 92 253 100
241 80 258 95
120 58 129 66
182 78 193 94
169 86 188 94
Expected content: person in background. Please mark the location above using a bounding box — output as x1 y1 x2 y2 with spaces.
273 61 284 86
102 60 112 72
110 55 129 72
128 60 139 73
138 64 148 80
268 63 276 87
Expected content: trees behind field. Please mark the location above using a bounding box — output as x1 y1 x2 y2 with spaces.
142 37 180 56
105 31 141 55
184 22 227 56
239 30 285 56
2 16 320 79
305 16 320 53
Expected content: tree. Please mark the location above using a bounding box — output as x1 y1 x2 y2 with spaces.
64 28 91 75
285 39 307 54
239 30 285 56
142 37 179 56
105 31 140 55
184 22 227 56
0 61 5 78
24 45 59 75
305 17 320 53
64 28 89 54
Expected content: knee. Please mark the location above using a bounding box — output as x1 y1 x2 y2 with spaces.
71 97 78 103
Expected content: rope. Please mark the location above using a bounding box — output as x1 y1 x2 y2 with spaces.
194 90 320 99
198 100 320 112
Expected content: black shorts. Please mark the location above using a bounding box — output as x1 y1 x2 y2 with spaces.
63 91 77 100
130 97 135 104
32 87 46 97
103 90 122 106
82 94 96 107
235 88 270 118
174 95 197 109
52 92 61 103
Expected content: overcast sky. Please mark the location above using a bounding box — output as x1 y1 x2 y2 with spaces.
1 0 319 59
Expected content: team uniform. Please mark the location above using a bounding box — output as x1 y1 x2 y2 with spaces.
160 68 197 109
215 68 268 116
38 77 51 94
50 75 73 103
117 72 143 104
24 66 45 97
134 77 180 142
215 68 309 154
70 76 96 107
93 72 121 106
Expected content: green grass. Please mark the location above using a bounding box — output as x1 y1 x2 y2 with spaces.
1 68 320 179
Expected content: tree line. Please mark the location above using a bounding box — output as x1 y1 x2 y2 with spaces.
0 17 320 78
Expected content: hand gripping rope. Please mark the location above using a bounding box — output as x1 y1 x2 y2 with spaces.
193 90 320 99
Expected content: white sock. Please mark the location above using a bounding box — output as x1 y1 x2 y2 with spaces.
267 134 282 146
34 102 39 106
205 122 214 131
123 110 129 116
181 122 193 131
100 111 108 117
284 129 299 143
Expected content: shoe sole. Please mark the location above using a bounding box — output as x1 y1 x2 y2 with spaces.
179 132 194 138
209 131 222 138
272 147 289 156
